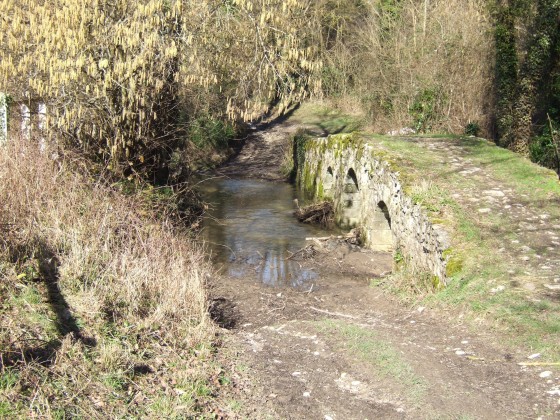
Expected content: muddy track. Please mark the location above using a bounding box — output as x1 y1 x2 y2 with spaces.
216 120 301 181
209 121 560 419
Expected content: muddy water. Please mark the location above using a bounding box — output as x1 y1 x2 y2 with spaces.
199 177 330 288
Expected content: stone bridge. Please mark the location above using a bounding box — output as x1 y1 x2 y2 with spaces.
297 133 451 285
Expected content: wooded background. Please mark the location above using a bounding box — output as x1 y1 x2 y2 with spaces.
1 0 559 175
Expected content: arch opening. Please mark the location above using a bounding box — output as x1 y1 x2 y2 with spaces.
323 166 334 197
378 201 391 228
338 168 361 228
344 168 359 193
369 200 393 252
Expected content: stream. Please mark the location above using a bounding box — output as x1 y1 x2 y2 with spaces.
199 177 331 288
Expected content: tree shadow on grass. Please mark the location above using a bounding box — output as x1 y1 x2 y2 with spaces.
1 241 96 368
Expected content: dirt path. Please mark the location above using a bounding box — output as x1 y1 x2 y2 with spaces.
208 121 560 419
386 137 560 299
217 119 301 181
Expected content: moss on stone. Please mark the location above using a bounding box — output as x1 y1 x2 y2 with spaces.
314 160 324 198
443 248 464 277
432 276 443 290
403 185 414 197
318 184 324 199
326 132 363 153
302 165 315 195
367 150 411 186
428 218 448 225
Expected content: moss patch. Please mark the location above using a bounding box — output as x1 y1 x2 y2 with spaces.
443 249 464 278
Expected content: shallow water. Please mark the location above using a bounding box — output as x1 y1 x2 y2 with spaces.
199 177 329 287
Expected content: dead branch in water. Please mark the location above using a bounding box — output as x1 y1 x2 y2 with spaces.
294 201 334 227
305 228 361 245
286 245 316 260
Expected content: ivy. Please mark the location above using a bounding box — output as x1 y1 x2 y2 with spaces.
409 87 446 133
493 3 518 145
493 0 560 171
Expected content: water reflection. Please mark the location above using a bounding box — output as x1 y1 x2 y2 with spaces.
200 178 325 287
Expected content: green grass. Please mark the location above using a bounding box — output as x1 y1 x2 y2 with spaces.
0 369 18 392
14 284 42 306
413 133 463 139
149 395 179 418
102 372 128 392
368 134 560 199
460 137 560 197
360 135 560 344
0 401 16 417
292 102 365 135
227 399 243 413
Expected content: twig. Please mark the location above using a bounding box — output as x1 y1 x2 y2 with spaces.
286 246 307 260
205 241 237 260
267 303 286 314
306 231 358 241
309 306 358 319
311 238 324 249
306 236 324 241
306 235 344 241
294 201 333 226
518 362 560 367
465 356 485 361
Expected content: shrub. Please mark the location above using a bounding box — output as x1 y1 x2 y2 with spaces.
530 128 560 174
464 121 481 137
409 87 446 133
314 0 494 134
0 0 323 174
188 116 235 150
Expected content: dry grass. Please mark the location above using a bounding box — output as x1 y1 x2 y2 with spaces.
0 136 225 417
322 0 494 135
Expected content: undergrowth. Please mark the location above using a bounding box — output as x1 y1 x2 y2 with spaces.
0 137 230 417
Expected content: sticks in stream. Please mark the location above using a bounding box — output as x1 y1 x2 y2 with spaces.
294 201 334 227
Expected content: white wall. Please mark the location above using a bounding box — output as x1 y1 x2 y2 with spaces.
0 94 47 145
0 93 7 145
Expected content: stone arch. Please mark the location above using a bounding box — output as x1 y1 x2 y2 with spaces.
377 201 391 228
369 200 393 251
338 168 361 228
345 168 359 192
323 166 334 197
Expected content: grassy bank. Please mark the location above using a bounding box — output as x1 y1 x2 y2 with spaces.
0 138 223 417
